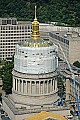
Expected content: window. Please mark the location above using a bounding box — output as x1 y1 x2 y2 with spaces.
25 56 27 57
36 53 39 55
28 26 30 29
12 19 16 25
2 20 7 25
7 20 11 24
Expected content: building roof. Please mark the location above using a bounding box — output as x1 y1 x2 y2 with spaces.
26 111 67 120
52 31 80 41
18 21 31 24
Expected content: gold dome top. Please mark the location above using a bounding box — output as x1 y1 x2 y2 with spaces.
19 6 54 47
31 6 40 40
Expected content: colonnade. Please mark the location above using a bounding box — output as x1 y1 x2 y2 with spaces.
13 78 57 95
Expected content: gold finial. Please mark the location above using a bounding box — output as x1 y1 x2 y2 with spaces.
31 6 40 40
34 6 37 21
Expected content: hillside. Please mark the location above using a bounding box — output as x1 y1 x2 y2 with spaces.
0 0 80 26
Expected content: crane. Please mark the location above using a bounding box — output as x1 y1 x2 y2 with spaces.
57 43 80 119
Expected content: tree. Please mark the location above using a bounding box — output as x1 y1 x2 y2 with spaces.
57 75 65 98
1 58 14 94
73 61 80 68
0 0 80 26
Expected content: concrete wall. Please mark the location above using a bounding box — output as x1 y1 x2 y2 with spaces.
40 23 80 33
69 40 80 63
3 98 70 120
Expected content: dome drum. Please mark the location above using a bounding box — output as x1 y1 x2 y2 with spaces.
14 44 58 74
12 69 58 96
12 70 58 108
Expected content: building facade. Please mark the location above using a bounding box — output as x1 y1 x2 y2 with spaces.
0 18 31 60
58 66 80 101
49 31 80 63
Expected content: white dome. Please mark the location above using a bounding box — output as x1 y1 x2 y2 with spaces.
14 43 58 74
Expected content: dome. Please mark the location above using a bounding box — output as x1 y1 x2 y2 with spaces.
14 6 58 74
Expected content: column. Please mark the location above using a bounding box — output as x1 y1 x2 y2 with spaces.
13 78 15 90
20 80 21 92
42 81 44 94
50 80 52 92
26 81 27 94
35 81 36 94
43 81 45 94
40 81 43 94
54 80 55 92
55 80 57 91
23 81 26 94
18 79 20 92
53 80 54 92
44 81 47 94
30 81 31 94
39 81 40 94
16 79 17 91
22 80 23 93
36 81 39 94
47 81 48 94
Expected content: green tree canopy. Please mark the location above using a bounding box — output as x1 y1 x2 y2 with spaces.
0 59 13 94
73 61 80 68
57 75 65 98
0 0 80 26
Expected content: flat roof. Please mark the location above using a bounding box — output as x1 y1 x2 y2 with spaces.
17 21 31 25
52 31 80 41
